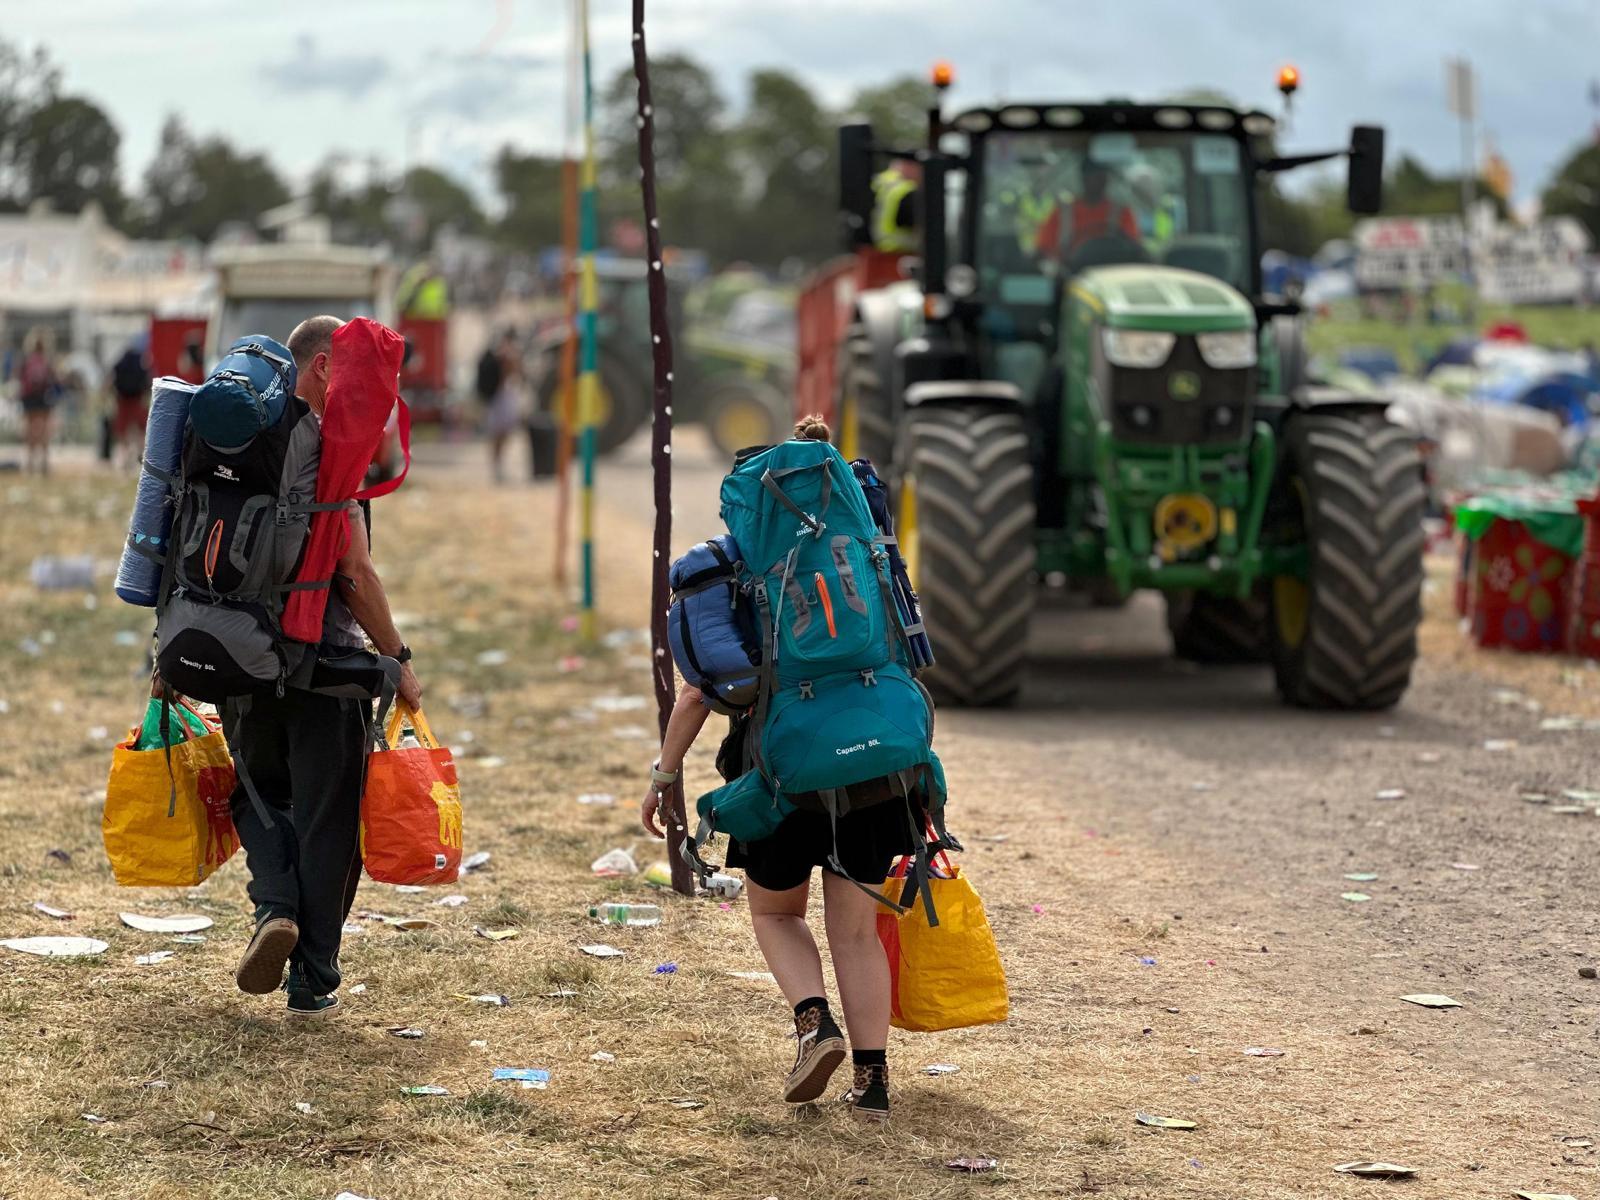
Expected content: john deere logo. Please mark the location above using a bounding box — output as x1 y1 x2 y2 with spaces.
1168 371 1201 401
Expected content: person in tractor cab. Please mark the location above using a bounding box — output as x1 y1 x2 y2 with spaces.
870 162 919 255
1126 162 1181 253
1035 163 1139 261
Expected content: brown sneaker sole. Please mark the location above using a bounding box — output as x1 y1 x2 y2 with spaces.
235 918 299 995
784 1035 846 1103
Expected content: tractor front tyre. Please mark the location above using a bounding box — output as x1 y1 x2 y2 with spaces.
1269 412 1426 710
538 352 649 456
899 404 1036 706
1165 589 1270 663
836 328 895 470
705 380 786 460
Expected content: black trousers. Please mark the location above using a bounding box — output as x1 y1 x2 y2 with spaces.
224 691 370 997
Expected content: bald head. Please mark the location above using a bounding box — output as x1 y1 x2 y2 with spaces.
287 315 342 413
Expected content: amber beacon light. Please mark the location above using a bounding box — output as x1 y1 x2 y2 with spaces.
931 60 955 90
1277 64 1300 98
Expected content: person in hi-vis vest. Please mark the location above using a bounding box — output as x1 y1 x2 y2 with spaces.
870 163 920 254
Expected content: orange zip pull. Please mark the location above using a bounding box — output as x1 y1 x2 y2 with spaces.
815 572 837 638
203 520 224 583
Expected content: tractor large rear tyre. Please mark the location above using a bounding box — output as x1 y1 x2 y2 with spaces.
836 327 895 469
1269 412 1426 710
1166 590 1270 663
900 404 1036 706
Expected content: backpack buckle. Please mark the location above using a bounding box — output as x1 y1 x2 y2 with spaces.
275 501 289 527
860 668 877 687
798 680 815 700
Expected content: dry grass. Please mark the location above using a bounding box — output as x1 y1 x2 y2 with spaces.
0 463 1594 1200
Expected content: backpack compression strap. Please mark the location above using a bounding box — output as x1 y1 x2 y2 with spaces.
760 461 832 534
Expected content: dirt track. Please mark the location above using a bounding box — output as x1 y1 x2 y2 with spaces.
3 431 1598 1199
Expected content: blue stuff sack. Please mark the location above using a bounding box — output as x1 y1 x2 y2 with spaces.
190 335 296 450
115 376 197 606
667 534 761 714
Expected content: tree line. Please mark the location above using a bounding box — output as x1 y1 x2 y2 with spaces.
2 35 1597 269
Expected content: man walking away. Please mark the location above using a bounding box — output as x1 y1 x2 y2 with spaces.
110 339 152 470
228 314 423 1018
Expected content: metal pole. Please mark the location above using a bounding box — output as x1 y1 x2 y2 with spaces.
631 0 694 896
553 0 581 587
577 0 599 643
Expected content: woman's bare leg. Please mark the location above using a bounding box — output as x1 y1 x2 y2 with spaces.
745 877 824 1006
820 872 890 1051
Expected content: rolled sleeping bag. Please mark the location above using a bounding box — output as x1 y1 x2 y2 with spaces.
667 534 762 714
191 335 295 450
114 376 198 607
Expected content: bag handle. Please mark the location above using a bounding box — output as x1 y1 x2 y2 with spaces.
384 700 439 750
353 394 412 501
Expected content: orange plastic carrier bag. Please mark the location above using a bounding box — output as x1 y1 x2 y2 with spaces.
877 861 1008 1033
102 702 240 887
360 704 462 885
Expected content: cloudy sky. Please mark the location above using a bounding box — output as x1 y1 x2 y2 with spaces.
7 0 1599 208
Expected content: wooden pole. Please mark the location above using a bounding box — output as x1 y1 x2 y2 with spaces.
631 0 693 896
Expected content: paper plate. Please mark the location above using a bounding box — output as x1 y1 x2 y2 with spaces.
119 912 213 934
2 936 108 957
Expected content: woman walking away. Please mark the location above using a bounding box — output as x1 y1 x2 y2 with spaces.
18 332 58 475
485 328 525 483
641 413 925 1125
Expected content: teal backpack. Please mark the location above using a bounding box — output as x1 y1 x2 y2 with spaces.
684 438 957 922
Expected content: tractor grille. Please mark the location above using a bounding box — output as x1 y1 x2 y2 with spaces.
1098 333 1254 446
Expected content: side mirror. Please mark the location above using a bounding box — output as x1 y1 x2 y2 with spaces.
839 123 876 249
1347 125 1384 215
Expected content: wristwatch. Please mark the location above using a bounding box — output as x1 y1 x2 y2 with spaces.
394 644 413 664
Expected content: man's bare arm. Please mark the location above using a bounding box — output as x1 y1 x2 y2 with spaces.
336 506 422 707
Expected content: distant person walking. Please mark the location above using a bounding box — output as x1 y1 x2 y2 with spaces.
225 314 424 1018
17 332 58 475
480 328 525 483
109 339 153 470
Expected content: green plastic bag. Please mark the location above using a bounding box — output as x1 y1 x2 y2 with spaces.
135 698 208 752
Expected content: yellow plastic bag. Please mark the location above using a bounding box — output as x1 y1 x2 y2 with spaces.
102 703 240 887
876 864 1009 1032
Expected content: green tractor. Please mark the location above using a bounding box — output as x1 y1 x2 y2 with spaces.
829 93 1423 708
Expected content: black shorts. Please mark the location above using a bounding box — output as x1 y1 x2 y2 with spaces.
726 797 922 893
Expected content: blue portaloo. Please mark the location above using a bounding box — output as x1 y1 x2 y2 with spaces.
114 376 198 607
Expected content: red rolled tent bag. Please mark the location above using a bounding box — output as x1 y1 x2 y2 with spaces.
282 318 412 644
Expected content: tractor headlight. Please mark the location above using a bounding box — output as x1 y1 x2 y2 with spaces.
1102 329 1175 369
1195 330 1258 370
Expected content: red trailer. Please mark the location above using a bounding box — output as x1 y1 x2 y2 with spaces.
149 316 208 382
793 249 908 458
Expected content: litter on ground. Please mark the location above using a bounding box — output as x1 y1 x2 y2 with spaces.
945 1157 998 1173
1135 1112 1197 1130
1243 1047 1286 1057
455 993 511 1007
119 912 212 934
1341 892 1373 903
591 848 638 877
1333 1162 1416 1178
32 902 73 919
1399 994 1462 1009
399 1085 450 1097
473 927 519 941
2 936 107 957
923 1064 961 1076
581 944 625 958
388 1027 425 1039
134 951 175 965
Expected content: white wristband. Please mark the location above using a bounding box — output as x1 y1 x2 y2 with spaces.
651 764 679 786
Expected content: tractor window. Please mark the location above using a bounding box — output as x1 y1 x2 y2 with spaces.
976 129 1252 307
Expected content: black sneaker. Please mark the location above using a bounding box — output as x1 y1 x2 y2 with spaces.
235 915 299 995
286 989 341 1019
783 1006 846 1103
284 963 341 1020
842 1063 890 1125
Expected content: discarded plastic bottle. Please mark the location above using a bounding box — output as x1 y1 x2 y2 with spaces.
589 903 661 927
704 873 745 900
